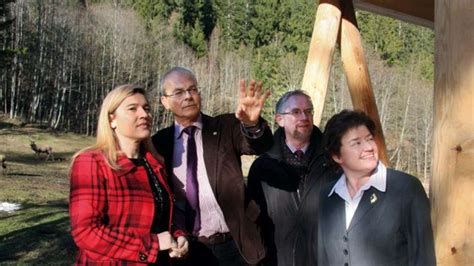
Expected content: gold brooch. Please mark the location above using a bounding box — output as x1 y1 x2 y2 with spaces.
370 193 377 204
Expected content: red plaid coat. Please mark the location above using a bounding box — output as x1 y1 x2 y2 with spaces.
69 149 185 265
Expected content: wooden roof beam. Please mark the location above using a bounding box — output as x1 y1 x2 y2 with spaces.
353 0 434 28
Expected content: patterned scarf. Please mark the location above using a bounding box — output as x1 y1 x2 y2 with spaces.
280 135 314 196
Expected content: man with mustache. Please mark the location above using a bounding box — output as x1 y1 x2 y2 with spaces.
247 90 337 266
152 67 273 265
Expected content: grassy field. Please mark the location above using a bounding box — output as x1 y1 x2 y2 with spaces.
0 116 94 264
0 115 257 264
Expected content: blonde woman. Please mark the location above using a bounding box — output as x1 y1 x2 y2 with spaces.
69 84 188 265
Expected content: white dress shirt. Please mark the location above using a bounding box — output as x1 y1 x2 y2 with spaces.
171 115 230 237
286 141 309 154
328 162 387 229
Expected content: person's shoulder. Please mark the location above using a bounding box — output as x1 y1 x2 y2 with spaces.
387 168 419 184
312 125 323 135
387 168 425 194
213 113 238 123
251 153 273 168
201 113 240 130
74 149 103 161
309 126 324 151
320 178 338 197
248 153 281 180
76 149 100 158
317 179 338 210
71 149 107 169
152 125 174 140
154 124 174 135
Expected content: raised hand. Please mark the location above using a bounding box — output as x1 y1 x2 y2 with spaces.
235 79 270 126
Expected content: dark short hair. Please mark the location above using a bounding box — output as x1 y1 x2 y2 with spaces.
275 90 313 114
322 110 376 167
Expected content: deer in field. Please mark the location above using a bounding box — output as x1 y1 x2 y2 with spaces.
30 140 54 161
0 154 6 174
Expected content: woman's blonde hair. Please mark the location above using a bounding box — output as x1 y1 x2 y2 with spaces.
72 84 149 169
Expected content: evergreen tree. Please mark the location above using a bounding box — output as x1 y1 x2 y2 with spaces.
215 0 252 49
280 0 316 57
0 0 15 67
357 10 433 80
248 0 281 48
127 1 433 79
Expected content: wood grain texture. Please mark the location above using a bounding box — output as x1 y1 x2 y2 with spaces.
353 0 434 28
339 0 390 166
432 0 474 264
301 0 342 126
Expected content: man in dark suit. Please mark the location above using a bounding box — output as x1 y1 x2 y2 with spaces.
247 90 337 266
152 67 273 265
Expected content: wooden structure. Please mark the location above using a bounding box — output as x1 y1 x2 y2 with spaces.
301 0 390 164
353 0 434 28
431 1 474 264
302 0 474 264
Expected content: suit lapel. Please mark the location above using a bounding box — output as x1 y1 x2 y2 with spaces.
161 126 175 176
327 193 347 234
201 115 219 194
347 187 385 231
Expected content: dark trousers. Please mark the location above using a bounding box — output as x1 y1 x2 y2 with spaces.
174 237 248 266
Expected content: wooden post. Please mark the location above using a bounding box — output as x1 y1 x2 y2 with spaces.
432 0 474 264
339 0 389 165
301 0 342 126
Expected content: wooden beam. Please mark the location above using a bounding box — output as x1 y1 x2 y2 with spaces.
301 0 342 126
431 0 474 264
353 0 434 28
339 0 390 166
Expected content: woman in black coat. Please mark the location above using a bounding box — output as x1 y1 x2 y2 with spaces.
317 110 436 266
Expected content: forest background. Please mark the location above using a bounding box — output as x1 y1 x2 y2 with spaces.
1 0 434 180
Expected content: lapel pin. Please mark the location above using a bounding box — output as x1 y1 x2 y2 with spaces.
213 131 217 135
370 193 377 204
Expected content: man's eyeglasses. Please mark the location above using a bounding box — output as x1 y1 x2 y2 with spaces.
279 109 314 117
163 86 200 98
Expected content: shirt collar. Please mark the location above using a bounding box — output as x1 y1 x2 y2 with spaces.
285 141 310 154
114 150 164 177
328 161 387 197
174 114 203 139
369 161 387 192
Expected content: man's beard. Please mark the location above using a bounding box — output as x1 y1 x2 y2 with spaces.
291 129 312 142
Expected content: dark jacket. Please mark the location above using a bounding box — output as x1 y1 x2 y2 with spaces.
247 126 338 266
318 168 436 266
152 113 273 264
